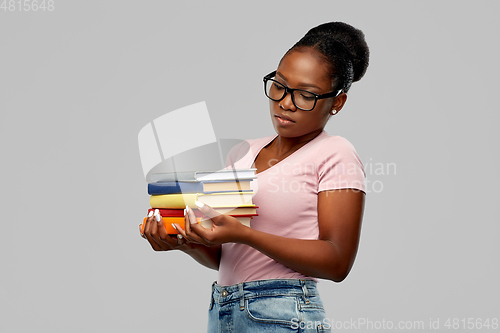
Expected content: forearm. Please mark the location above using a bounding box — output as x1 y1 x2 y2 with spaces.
238 227 353 282
182 244 221 271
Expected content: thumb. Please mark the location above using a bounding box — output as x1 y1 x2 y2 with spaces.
195 201 222 219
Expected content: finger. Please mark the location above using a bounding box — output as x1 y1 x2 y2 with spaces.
182 207 196 243
154 210 177 249
189 220 213 244
139 223 146 239
195 201 223 220
144 215 162 251
143 213 152 237
149 213 159 238
182 207 205 244
172 222 194 244
177 234 186 246
173 223 188 239
183 207 192 235
143 210 154 236
184 206 205 242
187 206 213 244
173 224 194 244
184 206 210 245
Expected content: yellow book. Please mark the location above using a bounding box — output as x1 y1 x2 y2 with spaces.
149 191 254 209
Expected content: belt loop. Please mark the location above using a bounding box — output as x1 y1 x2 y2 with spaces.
300 279 310 304
238 283 244 310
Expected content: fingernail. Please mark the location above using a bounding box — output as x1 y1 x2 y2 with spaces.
195 201 204 209
183 208 186 216
148 211 153 217
154 209 159 215
178 234 183 240
155 213 161 222
171 223 178 231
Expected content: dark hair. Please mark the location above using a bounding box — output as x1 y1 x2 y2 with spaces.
285 22 369 93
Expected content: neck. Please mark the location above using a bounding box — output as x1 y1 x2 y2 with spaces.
271 129 324 155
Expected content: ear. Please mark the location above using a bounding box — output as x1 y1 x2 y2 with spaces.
330 92 348 115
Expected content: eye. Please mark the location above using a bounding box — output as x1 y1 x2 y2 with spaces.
300 93 316 101
273 82 285 90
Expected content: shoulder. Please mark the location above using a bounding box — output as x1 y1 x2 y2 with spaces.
314 132 360 159
314 132 366 192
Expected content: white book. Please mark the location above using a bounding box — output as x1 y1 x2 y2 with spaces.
149 171 197 182
195 169 257 181
150 168 257 183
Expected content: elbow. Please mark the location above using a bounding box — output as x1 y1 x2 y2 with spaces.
321 243 356 282
330 269 350 283
327 261 354 283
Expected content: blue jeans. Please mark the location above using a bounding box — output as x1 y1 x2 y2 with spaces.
207 279 331 333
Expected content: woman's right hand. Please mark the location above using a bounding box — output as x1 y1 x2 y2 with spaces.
141 209 222 270
141 209 199 252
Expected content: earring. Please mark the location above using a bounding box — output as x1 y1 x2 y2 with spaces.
331 109 338 115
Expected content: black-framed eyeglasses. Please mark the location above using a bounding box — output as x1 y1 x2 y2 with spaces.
263 71 342 111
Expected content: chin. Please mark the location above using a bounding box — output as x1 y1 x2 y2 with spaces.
273 126 302 138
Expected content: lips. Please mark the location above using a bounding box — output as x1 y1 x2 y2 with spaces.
275 114 295 123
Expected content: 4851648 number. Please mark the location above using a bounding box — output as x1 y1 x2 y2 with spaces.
1 0 54 11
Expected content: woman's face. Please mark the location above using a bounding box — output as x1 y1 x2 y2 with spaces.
270 48 340 140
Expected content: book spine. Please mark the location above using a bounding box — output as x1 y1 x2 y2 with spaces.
147 208 205 218
147 182 202 195
201 189 253 194
149 193 198 209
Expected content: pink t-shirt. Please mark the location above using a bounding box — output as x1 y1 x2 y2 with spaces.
218 130 366 286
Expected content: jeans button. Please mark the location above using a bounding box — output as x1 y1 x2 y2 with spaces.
221 289 228 297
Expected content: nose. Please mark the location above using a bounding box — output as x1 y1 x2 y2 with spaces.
280 91 297 111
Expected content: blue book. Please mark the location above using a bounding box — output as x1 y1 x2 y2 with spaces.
147 179 253 195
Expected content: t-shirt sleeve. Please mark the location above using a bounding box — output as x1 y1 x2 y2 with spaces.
316 136 366 193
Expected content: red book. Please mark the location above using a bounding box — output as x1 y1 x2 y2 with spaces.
147 208 204 218
147 206 258 218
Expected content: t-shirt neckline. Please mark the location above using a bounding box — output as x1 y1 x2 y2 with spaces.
252 130 327 175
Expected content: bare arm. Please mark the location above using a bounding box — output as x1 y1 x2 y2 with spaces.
181 244 221 271
182 189 365 282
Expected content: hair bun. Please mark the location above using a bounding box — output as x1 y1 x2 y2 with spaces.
305 22 369 82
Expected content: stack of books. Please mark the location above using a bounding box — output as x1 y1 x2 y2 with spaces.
141 169 258 235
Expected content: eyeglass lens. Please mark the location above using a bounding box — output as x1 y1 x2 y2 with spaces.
265 79 317 111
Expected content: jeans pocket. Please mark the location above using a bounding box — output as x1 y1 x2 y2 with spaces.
245 295 298 327
299 295 330 333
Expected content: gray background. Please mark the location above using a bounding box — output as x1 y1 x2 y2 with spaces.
1 1 499 332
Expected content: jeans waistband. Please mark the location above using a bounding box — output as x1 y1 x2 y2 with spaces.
210 279 318 309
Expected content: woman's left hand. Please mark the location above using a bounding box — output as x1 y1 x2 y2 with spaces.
174 202 248 246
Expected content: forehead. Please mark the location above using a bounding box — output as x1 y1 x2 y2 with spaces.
277 48 332 88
